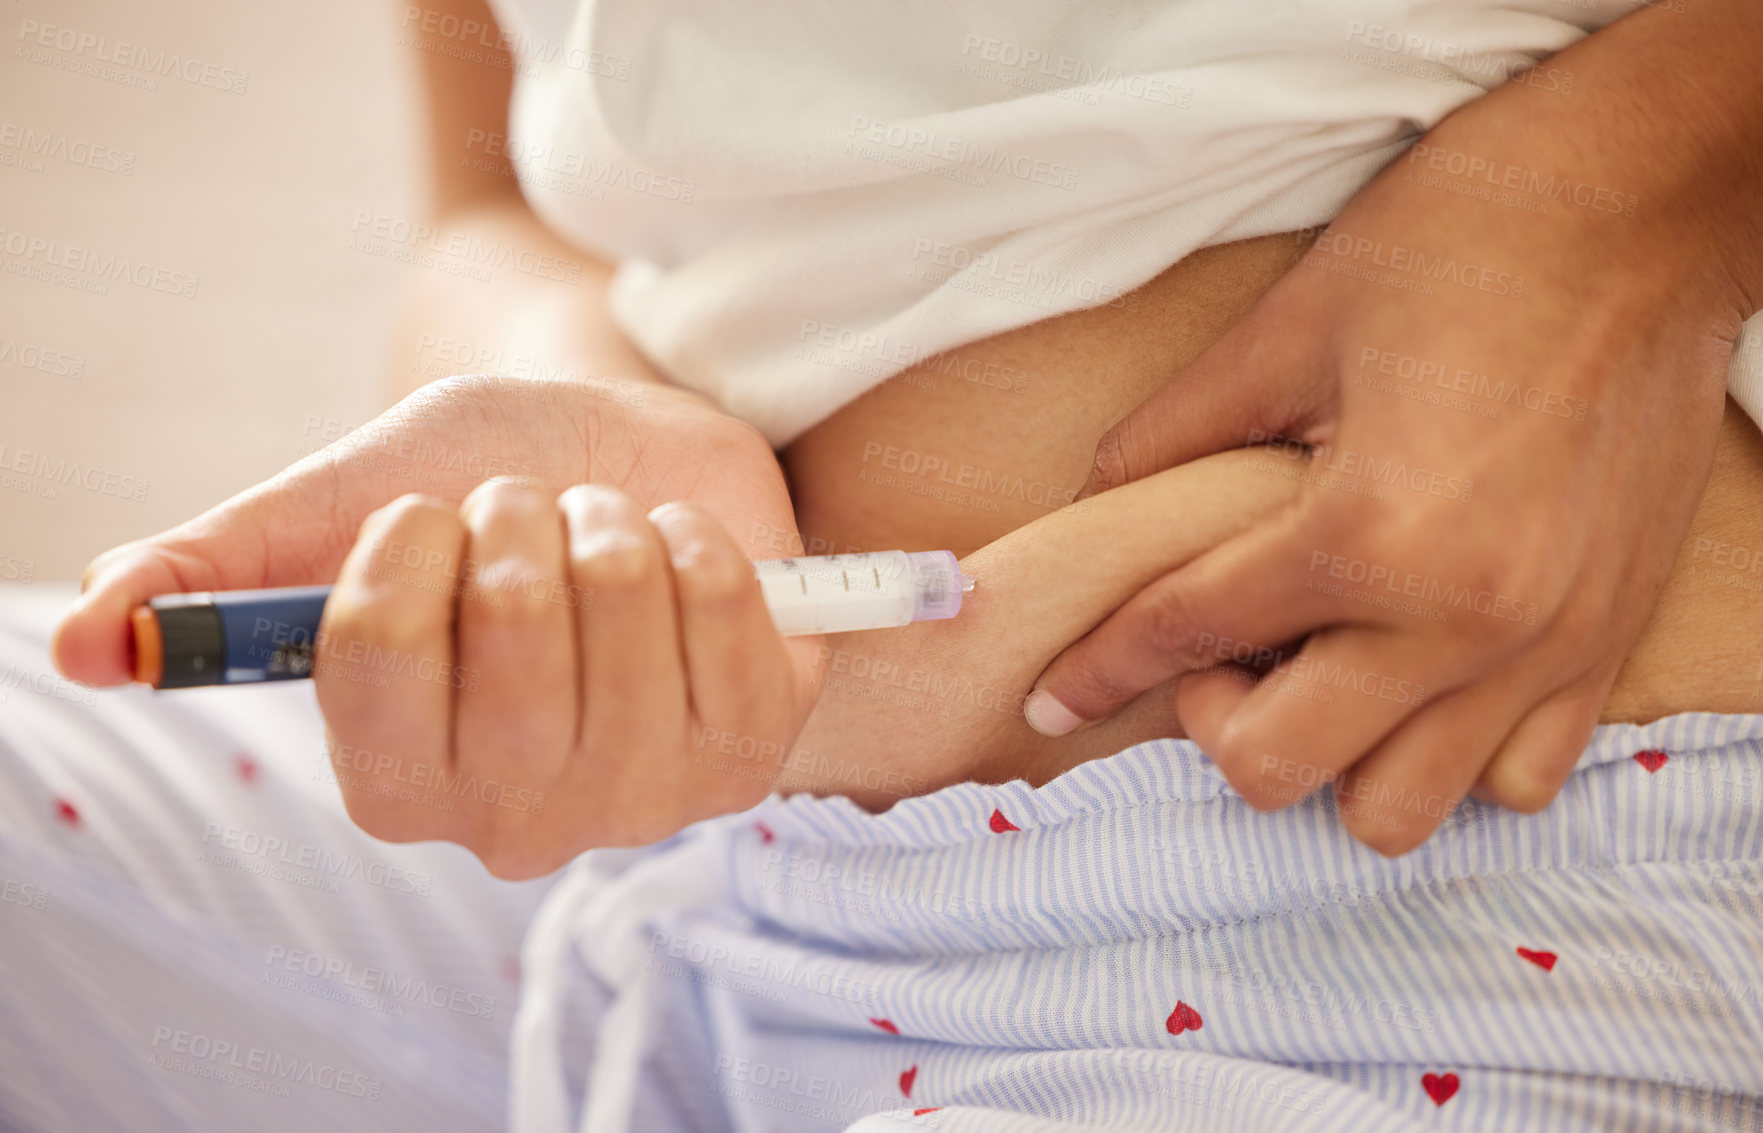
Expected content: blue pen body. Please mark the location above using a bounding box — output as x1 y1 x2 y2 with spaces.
145 585 332 687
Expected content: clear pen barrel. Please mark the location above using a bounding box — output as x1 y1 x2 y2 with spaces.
753 551 971 636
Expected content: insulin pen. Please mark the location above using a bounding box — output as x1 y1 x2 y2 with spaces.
128 550 977 689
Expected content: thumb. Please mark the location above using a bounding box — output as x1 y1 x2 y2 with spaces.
1080 293 1331 499
52 461 361 687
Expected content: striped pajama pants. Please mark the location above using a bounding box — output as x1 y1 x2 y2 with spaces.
2 583 1760 1132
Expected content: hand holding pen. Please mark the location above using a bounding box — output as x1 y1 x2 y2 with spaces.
48 375 856 874
123 485 971 878
301 478 839 878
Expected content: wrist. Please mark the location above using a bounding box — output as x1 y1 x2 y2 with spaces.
1419 0 1763 328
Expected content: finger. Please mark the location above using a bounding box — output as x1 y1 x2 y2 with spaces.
557 485 686 841
1026 509 1333 736
316 494 466 843
54 482 331 686
1470 674 1610 813
1172 662 1260 755
451 478 578 824
54 541 227 686
1172 659 1366 807
52 441 415 686
1185 627 1445 810
648 501 801 740
1331 677 1534 856
1081 293 1330 498
50 381 540 687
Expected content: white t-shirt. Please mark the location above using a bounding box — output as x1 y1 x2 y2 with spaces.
482 0 1763 446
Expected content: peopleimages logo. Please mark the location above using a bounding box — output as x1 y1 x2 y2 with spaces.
399 5 632 79
651 930 887 1002
1355 347 1590 422
263 945 497 1019
0 229 199 299
16 20 249 93
349 211 583 283
149 1027 380 1099
323 740 546 815
1342 21 1573 93
0 122 135 174
1403 143 1639 218
465 130 695 204
199 824 434 896
1307 232 1524 299
907 238 1137 311
0 337 85 379
846 115 1080 191
0 442 149 503
1247 428 1475 503
1306 551 1539 625
956 35 1192 108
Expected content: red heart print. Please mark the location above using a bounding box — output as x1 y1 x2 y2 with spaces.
1422 1072 1459 1106
900 1065 918 1098
1165 1001 1203 1035
754 821 775 844
1516 947 1557 972
989 809 1019 833
870 1017 900 1035
54 797 80 826
1633 749 1669 774
235 754 259 785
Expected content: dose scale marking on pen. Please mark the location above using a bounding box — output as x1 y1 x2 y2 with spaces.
129 551 976 689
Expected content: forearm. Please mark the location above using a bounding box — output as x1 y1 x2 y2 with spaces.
385 196 673 404
782 447 1300 807
1408 0 1763 328
387 0 680 407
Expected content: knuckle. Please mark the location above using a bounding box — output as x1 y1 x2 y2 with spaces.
463 475 545 515
1087 426 1130 495
680 780 772 835
359 500 465 577
1352 519 1554 643
1343 808 1430 858
1050 652 1129 718
1482 759 1561 814
324 588 433 660
1137 578 1210 661
1214 731 1320 811
672 540 757 609
1208 713 1266 769
1542 602 1604 649
558 483 642 527
573 534 659 592
80 542 138 590
472 842 559 883
1232 770 1298 812
379 492 455 526
556 483 602 511
463 812 568 881
339 786 431 845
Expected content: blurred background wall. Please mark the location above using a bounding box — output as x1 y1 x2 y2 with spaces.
1 0 421 582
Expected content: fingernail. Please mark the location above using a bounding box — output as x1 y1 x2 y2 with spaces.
1024 689 1084 737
